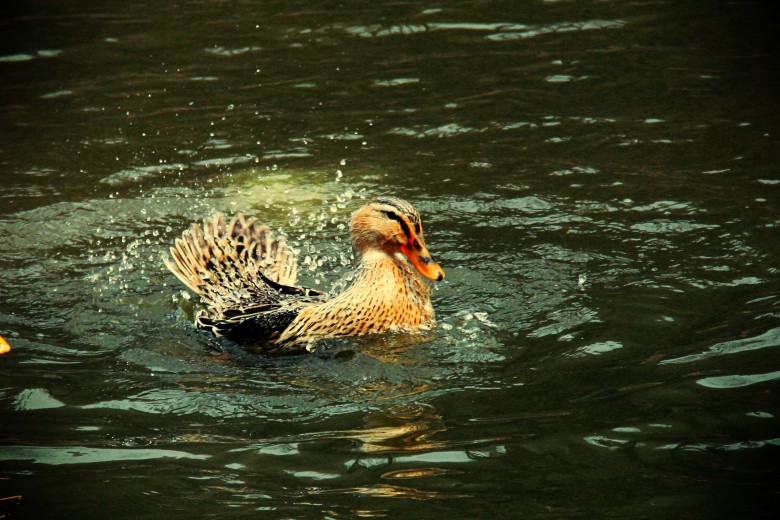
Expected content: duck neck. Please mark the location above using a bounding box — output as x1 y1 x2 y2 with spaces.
350 248 431 301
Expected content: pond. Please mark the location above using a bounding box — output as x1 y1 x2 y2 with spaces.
1 1 779 518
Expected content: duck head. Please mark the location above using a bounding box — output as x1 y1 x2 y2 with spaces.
350 197 445 281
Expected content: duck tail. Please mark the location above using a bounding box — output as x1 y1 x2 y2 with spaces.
164 213 298 308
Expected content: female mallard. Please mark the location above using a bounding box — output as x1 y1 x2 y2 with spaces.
165 197 445 350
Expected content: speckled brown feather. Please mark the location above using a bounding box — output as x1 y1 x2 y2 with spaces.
164 214 298 305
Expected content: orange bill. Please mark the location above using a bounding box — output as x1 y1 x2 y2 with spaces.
0 335 10 354
400 237 445 281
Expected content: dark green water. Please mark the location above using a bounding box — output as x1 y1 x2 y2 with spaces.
1 1 779 518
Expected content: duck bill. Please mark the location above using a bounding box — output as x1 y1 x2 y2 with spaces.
400 238 445 281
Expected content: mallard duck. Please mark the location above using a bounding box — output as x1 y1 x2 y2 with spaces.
165 197 445 350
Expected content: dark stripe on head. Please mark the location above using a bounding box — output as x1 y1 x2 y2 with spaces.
373 197 421 234
381 210 412 238
373 197 409 214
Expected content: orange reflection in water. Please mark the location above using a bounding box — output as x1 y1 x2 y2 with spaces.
346 404 447 454
311 483 471 501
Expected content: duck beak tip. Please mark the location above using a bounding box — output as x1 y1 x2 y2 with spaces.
401 240 444 281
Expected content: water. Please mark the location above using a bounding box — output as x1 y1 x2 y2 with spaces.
2 1 779 518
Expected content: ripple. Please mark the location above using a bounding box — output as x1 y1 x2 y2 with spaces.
388 123 479 138
486 20 626 41
374 78 420 87
385 116 624 140
0 49 62 62
14 388 66 411
192 155 257 168
101 163 187 186
348 444 506 470
0 53 36 62
341 20 625 40
697 370 780 389
666 437 780 452
0 445 209 465
309 483 470 500
40 90 73 99
528 305 600 339
583 435 629 450
204 45 261 56
80 388 306 419
629 200 699 214
380 467 458 479
660 327 780 364
570 340 623 357
546 74 589 83
344 22 529 38
630 220 719 234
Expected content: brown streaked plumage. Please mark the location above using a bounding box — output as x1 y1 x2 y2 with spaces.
164 197 445 351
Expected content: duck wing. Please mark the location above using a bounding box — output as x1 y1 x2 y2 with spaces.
165 213 325 314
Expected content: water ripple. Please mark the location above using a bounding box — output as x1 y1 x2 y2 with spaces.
697 370 780 389
0 445 209 465
661 327 780 364
341 19 625 40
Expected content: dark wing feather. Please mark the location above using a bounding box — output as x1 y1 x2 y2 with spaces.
197 305 302 345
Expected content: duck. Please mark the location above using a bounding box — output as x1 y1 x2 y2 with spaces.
164 197 445 351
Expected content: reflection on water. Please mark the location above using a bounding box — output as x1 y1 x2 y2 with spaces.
1 0 779 518
310 483 471 501
0 446 209 465
661 327 780 364
697 370 780 390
